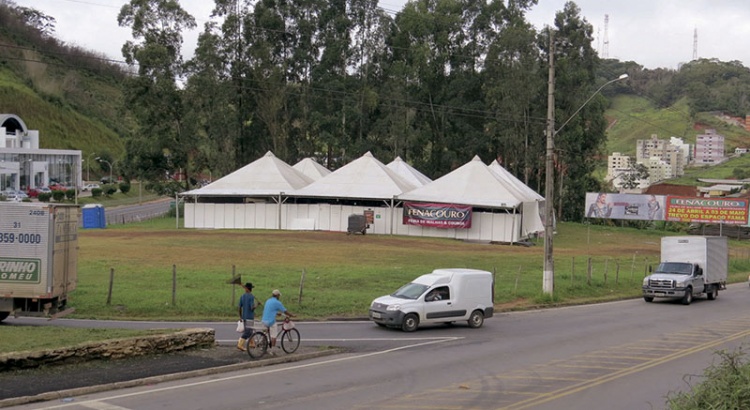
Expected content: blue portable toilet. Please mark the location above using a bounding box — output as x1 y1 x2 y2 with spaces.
82 204 106 229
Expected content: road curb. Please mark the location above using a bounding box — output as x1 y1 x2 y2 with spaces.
0 348 344 408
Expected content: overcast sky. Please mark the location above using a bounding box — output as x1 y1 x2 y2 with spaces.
13 0 750 70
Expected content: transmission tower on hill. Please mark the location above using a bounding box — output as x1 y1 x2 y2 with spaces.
693 27 698 60
602 14 610 59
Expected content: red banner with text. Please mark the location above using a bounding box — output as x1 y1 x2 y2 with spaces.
665 196 749 224
403 202 472 229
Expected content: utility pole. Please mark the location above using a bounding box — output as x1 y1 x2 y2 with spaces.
543 30 556 295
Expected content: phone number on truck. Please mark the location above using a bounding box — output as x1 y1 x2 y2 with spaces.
0 233 43 244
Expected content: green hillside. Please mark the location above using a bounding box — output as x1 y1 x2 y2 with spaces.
0 67 124 158
606 95 750 156
604 94 750 185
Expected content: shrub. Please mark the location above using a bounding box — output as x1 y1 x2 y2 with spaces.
105 185 118 196
91 188 103 197
52 190 65 202
119 182 131 194
37 192 52 202
65 189 76 200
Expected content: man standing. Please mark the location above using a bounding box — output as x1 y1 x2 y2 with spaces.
262 289 294 348
237 283 258 351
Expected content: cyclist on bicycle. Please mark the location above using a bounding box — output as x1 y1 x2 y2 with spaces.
261 289 294 348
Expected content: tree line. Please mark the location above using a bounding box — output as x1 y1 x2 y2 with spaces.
5 0 750 223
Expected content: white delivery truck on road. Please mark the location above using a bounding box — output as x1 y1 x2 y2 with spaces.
369 268 494 332
642 236 727 305
0 202 78 322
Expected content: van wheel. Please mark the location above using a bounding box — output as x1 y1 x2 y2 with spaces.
0 312 8 323
468 310 484 328
682 287 693 305
707 286 718 300
643 296 654 303
401 313 419 332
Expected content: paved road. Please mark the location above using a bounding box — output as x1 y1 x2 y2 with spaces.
7 284 750 410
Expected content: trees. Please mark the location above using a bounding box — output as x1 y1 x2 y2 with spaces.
542 2 608 222
118 0 196 188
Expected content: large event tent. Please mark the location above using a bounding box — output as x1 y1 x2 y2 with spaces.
396 156 544 242
183 152 544 242
386 156 432 187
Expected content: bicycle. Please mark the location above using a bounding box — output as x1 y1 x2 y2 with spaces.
246 317 300 359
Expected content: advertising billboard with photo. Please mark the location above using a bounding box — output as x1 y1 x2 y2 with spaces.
585 193 750 225
584 193 666 221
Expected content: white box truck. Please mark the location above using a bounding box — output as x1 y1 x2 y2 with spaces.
369 268 494 332
0 202 78 322
642 236 727 305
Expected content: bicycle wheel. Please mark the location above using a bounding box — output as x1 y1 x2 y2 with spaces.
280 328 300 354
246 331 268 359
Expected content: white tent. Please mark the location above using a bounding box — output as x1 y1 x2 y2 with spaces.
183 151 312 197
293 158 331 181
289 151 416 200
397 155 522 208
396 155 545 241
386 156 432 187
488 160 545 237
488 160 543 201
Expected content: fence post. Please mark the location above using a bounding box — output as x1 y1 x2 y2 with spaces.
603 258 609 285
172 264 177 306
231 265 236 307
298 268 306 305
514 266 521 295
615 260 620 284
106 268 114 305
587 257 592 286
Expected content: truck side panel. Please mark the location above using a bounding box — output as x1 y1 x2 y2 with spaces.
0 203 78 314
660 236 727 284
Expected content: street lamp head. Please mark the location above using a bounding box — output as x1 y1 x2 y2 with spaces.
95 157 101 161
618 73 629 80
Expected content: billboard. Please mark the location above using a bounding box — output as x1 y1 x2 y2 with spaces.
584 193 666 221
665 197 749 224
585 193 750 225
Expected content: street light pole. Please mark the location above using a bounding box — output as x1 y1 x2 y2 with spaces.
542 33 628 295
96 157 113 184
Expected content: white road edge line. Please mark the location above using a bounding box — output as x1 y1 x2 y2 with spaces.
38 337 461 410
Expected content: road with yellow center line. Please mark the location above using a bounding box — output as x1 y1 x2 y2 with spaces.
366 316 750 410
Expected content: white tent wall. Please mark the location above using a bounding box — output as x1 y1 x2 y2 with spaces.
521 201 545 237
184 203 521 242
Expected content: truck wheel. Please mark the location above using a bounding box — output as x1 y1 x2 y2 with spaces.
0 312 8 322
401 313 419 332
707 286 718 300
682 287 693 305
643 296 654 303
468 310 484 328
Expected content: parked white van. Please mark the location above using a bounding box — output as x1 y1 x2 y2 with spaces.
368 268 494 332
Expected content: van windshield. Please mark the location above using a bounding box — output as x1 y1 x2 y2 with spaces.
392 283 429 300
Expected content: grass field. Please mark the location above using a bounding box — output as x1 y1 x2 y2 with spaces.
5 217 750 354
66 218 750 321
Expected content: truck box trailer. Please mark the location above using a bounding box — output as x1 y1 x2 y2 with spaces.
0 202 78 322
642 236 727 305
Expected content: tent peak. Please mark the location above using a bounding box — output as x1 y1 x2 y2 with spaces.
471 155 483 162
363 151 374 157
264 151 276 158
393 156 403 162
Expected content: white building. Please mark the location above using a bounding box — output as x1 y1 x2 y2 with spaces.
0 114 81 192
